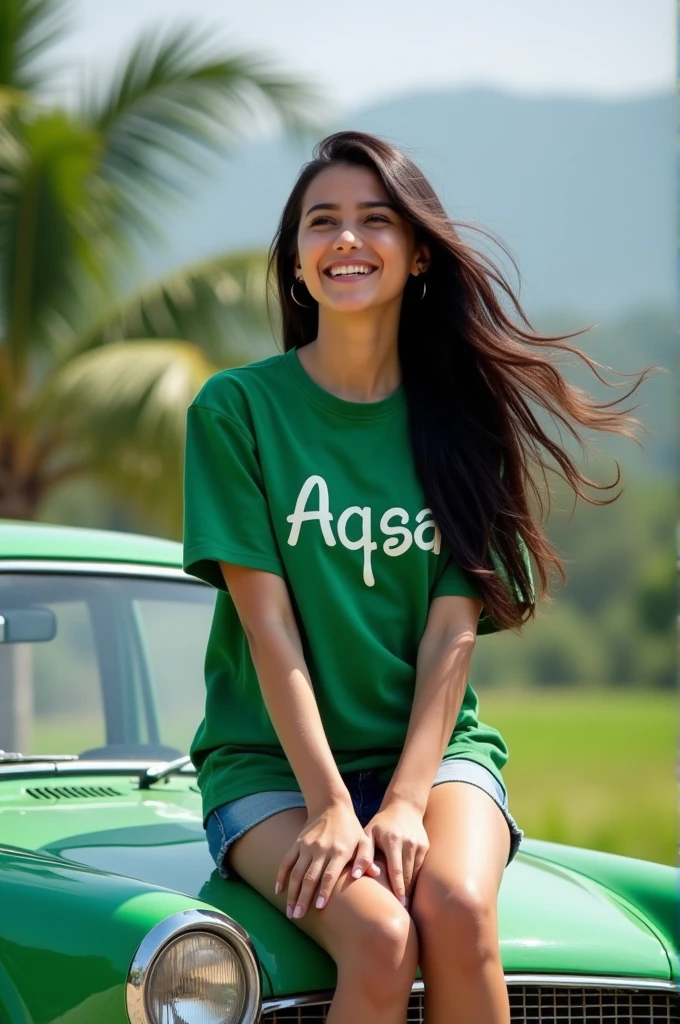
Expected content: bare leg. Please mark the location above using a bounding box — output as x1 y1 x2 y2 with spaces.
229 808 418 1024
410 782 511 1024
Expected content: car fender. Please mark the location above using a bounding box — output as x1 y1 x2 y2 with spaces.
0 846 256 1024
522 838 679 976
0 957 32 1024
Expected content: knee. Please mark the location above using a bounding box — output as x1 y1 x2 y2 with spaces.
411 874 498 972
340 906 418 1003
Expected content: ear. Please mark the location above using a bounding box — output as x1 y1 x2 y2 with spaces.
411 241 431 276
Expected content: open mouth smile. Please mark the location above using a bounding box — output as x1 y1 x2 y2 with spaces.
323 262 378 281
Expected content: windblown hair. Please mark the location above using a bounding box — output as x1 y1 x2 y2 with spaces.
268 130 653 632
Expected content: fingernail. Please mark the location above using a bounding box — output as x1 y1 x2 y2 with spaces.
286 905 292 918
274 882 281 895
315 896 325 909
400 896 408 907
352 868 362 878
293 905 303 919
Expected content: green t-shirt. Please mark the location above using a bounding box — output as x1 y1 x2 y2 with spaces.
183 346 526 822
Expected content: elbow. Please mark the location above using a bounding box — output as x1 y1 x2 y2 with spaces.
423 626 477 667
436 620 478 651
446 628 477 654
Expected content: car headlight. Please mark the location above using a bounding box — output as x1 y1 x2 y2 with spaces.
126 909 261 1024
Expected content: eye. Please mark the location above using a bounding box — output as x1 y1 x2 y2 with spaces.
308 213 391 227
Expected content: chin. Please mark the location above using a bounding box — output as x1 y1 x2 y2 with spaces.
320 290 392 314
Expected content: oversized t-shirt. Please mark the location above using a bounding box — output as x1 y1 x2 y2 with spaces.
183 346 532 823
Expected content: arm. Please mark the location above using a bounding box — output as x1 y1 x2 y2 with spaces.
353 592 483 903
219 561 379 915
220 561 347 812
385 592 483 812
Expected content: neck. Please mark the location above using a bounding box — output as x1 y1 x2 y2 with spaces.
299 301 402 403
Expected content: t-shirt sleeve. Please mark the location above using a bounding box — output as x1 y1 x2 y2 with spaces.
431 555 483 602
431 537 535 636
182 402 285 590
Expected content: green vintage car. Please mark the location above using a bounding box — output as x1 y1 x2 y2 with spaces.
0 519 677 1024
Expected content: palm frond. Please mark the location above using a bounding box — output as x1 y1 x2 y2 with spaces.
67 248 278 366
0 0 72 93
0 110 102 381
82 23 327 231
38 339 216 536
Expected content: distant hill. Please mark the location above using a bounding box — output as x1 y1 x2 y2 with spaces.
141 87 674 320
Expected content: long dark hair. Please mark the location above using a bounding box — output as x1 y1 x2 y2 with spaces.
267 130 654 632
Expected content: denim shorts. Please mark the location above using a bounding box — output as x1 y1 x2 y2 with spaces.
205 757 523 880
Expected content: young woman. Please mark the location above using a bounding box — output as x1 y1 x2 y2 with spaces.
183 130 648 1024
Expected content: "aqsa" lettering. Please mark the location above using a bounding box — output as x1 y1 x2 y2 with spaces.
286 475 441 587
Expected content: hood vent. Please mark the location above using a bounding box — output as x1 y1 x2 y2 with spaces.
26 785 123 800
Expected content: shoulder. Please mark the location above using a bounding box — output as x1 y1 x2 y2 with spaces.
189 352 288 427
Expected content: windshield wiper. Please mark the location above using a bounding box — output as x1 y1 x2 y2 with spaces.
0 751 79 763
138 754 193 789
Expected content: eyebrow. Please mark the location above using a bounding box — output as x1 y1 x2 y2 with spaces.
304 200 397 217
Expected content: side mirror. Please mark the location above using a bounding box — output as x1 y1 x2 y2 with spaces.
0 609 57 644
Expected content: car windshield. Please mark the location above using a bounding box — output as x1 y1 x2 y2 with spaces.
0 572 216 761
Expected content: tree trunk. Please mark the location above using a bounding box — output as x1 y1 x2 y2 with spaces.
0 455 43 520
0 486 40 521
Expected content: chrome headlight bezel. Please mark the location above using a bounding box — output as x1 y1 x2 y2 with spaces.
126 908 261 1024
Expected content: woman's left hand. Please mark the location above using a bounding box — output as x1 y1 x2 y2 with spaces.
352 799 429 907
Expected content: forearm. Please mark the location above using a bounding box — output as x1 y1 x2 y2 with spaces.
383 629 476 815
246 620 350 814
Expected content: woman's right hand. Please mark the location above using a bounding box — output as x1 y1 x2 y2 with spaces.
275 798 381 919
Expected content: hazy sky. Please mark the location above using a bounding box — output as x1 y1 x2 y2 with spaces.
52 0 673 116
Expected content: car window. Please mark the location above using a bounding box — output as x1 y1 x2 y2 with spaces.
0 573 215 759
132 596 214 753
33 598 105 754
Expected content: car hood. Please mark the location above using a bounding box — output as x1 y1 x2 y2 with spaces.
0 774 672 992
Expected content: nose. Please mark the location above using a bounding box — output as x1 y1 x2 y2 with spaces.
333 229 362 252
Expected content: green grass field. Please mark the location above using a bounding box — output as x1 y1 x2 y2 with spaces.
480 688 676 865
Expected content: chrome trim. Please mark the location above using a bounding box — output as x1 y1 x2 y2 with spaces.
261 975 677 1013
0 760 196 781
262 984 422 1013
0 559 197 582
503 974 677 991
126 909 261 1024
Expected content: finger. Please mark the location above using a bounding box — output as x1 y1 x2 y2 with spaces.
286 851 312 918
274 845 299 898
401 841 417 903
383 840 407 906
412 846 428 888
351 830 376 880
367 861 382 877
292 851 328 919
313 853 347 911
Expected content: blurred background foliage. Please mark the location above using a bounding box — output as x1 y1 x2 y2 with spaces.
0 0 675 862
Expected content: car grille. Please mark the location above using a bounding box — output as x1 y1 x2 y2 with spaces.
262 985 680 1022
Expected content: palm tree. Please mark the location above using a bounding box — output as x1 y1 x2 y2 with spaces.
0 0 326 534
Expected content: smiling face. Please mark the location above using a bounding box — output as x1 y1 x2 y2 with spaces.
295 162 430 313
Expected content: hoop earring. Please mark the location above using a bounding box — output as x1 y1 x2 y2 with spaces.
414 271 427 301
291 279 314 308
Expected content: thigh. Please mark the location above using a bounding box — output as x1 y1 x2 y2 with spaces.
228 807 408 961
417 781 511 902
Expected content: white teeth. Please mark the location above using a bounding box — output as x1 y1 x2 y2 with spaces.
329 264 373 276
